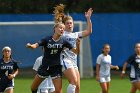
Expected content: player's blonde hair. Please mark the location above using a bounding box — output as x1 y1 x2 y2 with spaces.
53 4 74 28
63 15 73 24
53 4 66 32
53 4 65 24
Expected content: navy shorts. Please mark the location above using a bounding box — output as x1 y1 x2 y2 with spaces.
0 76 14 92
37 65 62 79
129 75 140 83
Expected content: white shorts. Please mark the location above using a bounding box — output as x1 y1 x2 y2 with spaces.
61 58 78 72
37 88 55 93
99 76 111 83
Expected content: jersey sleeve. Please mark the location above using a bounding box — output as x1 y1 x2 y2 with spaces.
96 55 102 64
13 62 19 70
126 55 135 64
76 32 83 38
38 38 46 46
33 57 42 71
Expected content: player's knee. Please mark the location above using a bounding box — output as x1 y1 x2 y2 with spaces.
69 78 77 85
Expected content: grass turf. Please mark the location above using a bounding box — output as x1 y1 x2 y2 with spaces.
14 76 132 93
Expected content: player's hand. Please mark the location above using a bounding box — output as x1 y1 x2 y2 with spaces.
85 8 93 18
8 74 15 80
120 73 125 79
115 66 119 70
96 76 100 82
26 43 32 48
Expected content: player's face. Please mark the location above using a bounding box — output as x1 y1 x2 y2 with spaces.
3 49 11 58
135 43 140 54
65 19 74 32
54 24 65 36
103 45 110 55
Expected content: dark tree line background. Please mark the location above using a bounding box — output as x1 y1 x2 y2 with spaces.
0 0 140 14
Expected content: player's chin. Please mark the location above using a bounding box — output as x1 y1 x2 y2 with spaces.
59 33 63 36
67 29 73 33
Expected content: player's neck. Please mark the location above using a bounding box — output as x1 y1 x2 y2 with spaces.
3 57 11 63
52 34 61 41
65 29 73 33
103 53 108 56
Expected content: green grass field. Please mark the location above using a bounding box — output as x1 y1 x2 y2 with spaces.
14 76 133 93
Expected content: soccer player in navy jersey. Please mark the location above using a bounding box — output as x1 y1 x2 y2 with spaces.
121 43 140 93
26 22 79 93
53 4 93 93
0 46 19 93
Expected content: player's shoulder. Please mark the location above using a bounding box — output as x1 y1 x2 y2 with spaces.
128 54 136 59
11 59 20 63
42 36 52 41
64 31 79 37
98 54 104 58
107 54 111 58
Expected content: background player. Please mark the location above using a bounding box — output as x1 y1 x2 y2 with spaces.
0 46 19 93
121 43 140 93
96 44 119 93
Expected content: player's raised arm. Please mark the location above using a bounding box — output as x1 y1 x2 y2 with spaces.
82 8 93 37
26 43 39 49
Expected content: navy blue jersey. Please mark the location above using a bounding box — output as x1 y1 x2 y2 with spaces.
0 58 19 92
126 54 140 78
0 58 19 78
38 36 73 66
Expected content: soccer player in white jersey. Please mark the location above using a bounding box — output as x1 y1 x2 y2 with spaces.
96 44 119 93
121 43 140 93
53 4 93 93
33 55 55 93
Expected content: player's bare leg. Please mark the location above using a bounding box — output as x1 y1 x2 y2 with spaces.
31 74 44 93
63 67 77 93
130 82 137 93
52 78 62 93
75 69 80 93
100 82 108 93
5 88 13 93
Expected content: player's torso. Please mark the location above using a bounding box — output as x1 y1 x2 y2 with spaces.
0 59 15 77
62 32 79 62
43 36 67 66
99 54 111 76
130 55 140 74
63 32 79 47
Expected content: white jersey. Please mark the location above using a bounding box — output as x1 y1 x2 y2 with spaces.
61 31 82 64
96 54 111 77
33 56 55 90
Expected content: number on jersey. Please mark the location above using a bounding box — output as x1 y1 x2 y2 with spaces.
50 49 58 54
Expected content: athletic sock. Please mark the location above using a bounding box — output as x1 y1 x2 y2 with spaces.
67 84 76 93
